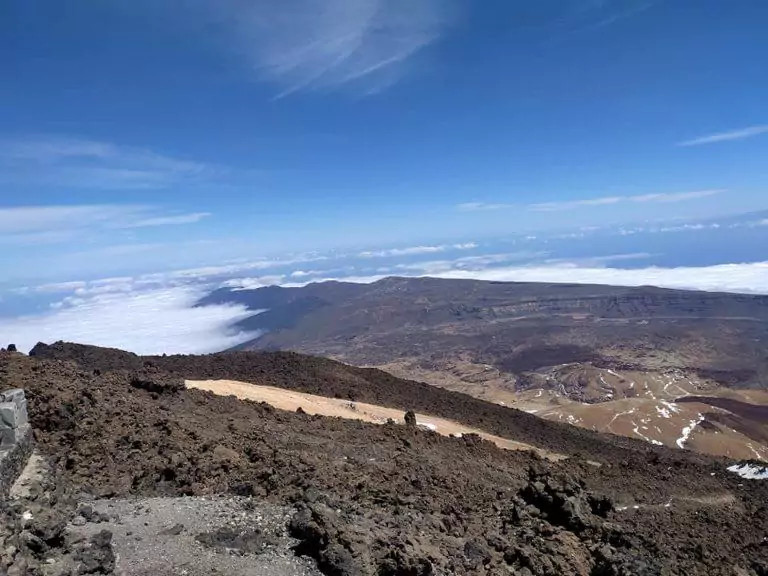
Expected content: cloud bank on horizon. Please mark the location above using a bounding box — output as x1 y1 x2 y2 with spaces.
0 287 257 356
3 254 768 356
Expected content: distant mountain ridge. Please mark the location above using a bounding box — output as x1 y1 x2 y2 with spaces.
208 276 768 371
198 276 768 460
203 277 768 370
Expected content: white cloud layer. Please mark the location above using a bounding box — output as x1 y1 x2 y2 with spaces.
426 262 768 294
4 259 768 356
273 260 768 296
0 287 257 355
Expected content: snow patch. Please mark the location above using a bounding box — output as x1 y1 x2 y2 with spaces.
676 414 704 449
661 400 680 414
418 422 438 432
727 463 768 480
654 400 681 420
607 407 636 430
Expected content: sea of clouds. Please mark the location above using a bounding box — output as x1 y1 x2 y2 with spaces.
3 254 768 356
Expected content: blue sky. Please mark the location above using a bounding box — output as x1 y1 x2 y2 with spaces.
2 1 768 353
2 0 767 283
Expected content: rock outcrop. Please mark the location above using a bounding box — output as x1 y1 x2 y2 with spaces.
0 388 32 499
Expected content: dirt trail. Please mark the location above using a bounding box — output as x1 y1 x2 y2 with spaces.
67 497 321 576
186 379 565 460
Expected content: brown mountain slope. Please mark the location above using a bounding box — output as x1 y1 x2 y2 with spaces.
29 340 673 463
199 277 768 459
3 345 768 575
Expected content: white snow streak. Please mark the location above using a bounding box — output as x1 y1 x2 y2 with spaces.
607 407 636 430
632 423 664 446
676 414 704 449
656 401 679 419
727 463 768 480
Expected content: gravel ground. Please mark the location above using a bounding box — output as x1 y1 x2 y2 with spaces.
67 497 322 576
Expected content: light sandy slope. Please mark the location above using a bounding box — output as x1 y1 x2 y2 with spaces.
185 379 564 461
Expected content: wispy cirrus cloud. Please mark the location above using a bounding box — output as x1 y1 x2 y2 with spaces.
0 205 148 235
456 202 516 213
529 196 622 211
0 134 220 190
677 125 768 147
628 190 723 203
458 190 722 213
557 0 656 37
0 204 214 247
0 230 81 247
126 212 212 228
214 0 452 97
530 190 723 212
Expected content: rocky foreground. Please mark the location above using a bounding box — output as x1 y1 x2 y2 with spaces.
1 343 767 575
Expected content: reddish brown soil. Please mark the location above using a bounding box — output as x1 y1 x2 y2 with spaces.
28 341 711 464
3 343 768 575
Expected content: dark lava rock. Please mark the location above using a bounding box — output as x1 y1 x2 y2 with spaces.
289 504 363 576
29 509 67 548
159 523 185 536
404 411 417 427
129 369 184 395
379 550 434 576
519 470 609 533
75 530 115 574
463 538 492 568
6 344 768 575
